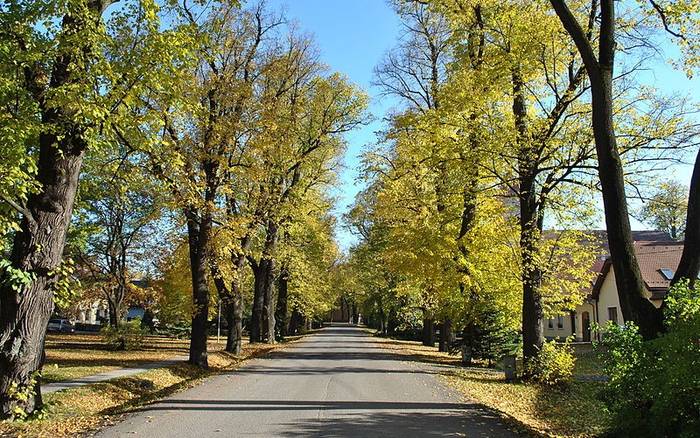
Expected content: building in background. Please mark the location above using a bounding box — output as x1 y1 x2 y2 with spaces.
544 231 680 342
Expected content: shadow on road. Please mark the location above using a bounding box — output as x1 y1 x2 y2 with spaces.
277 408 511 437
135 399 466 411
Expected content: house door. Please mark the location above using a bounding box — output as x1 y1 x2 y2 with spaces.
582 311 591 342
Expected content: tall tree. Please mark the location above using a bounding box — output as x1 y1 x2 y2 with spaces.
0 0 183 416
74 148 161 327
638 180 688 241
549 0 664 339
639 0 700 287
373 0 455 347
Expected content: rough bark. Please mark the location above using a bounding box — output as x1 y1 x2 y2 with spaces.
251 257 275 343
106 278 126 328
186 207 211 368
673 147 700 288
512 69 545 365
249 220 278 343
262 221 279 344
262 258 276 344
249 261 265 343
0 0 113 417
211 233 249 355
550 0 663 339
288 306 305 335
107 296 120 328
0 141 84 417
275 265 289 339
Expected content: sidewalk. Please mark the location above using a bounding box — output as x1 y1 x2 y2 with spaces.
43 355 188 394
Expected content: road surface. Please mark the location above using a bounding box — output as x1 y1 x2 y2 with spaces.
96 324 519 437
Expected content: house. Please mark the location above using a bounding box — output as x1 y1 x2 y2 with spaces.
70 278 152 327
543 231 681 342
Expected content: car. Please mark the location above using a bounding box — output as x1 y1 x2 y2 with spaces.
47 318 75 333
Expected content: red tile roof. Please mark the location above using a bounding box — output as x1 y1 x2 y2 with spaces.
636 243 684 291
591 242 684 299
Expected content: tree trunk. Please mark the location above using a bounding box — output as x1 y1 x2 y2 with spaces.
262 221 278 344
0 0 115 417
251 257 275 343
250 263 264 343
108 300 119 328
0 141 84 418
250 221 278 343
227 274 244 355
422 316 435 347
262 258 276 344
275 266 289 340
512 68 546 366
288 306 304 335
107 282 126 328
673 147 700 288
186 208 210 368
588 45 662 340
550 0 663 340
439 319 453 352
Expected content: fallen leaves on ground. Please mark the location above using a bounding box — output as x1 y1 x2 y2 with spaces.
373 335 611 437
0 337 304 438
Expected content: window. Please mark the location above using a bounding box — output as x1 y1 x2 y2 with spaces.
660 268 675 280
548 318 554 329
557 316 564 329
608 307 619 325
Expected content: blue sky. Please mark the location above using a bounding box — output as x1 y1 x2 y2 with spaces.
268 1 699 252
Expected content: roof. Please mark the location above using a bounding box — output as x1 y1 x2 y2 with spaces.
591 242 684 300
637 243 684 292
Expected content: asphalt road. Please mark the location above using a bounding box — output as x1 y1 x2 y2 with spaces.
95 324 519 437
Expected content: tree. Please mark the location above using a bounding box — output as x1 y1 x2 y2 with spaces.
639 180 688 240
74 147 162 327
142 0 264 367
372 0 461 347
549 0 664 339
638 1 700 287
244 66 366 344
200 1 285 355
0 0 182 417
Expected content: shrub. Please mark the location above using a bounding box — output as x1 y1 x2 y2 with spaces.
102 320 147 351
597 281 700 437
462 304 520 366
526 338 575 385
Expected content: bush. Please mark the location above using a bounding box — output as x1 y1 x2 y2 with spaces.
462 304 520 366
101 320 147 351
526 338 575 385
597 281 700 437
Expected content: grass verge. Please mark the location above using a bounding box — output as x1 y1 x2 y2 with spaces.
0 336 304 438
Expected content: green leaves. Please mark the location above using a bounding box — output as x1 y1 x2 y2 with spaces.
48 257 81 310
0 259 36 293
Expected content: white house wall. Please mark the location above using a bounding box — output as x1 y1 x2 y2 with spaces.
543 312 575 340
597 268 624 328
